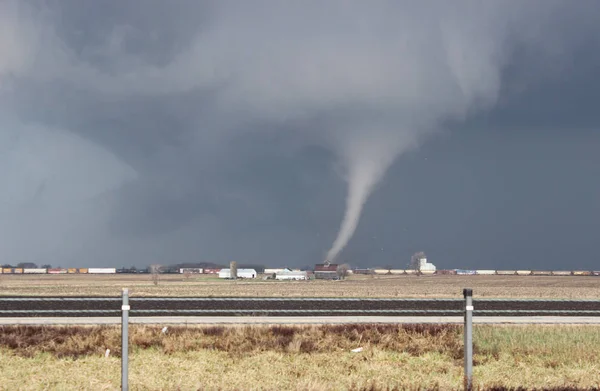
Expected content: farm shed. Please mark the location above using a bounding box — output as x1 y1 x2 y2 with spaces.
275 270 308 280
218 268 257 279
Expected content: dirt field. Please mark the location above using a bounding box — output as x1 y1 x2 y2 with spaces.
1 274 599 299
0 324 599 390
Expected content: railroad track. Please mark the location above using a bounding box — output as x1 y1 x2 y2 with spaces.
2 297 600 317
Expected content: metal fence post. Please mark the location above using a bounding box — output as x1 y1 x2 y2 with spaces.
463 288 473 391
122 288 129 391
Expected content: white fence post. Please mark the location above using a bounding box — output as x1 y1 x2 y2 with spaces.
122 288 129 391
463 288 473 391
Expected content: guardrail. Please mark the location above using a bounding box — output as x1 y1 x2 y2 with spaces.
2 290 599 391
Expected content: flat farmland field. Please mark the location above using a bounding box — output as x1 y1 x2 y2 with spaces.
1 274 599 298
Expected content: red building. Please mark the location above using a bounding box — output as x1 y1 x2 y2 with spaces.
314 262 338 280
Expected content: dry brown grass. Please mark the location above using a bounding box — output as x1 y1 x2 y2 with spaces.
1 274 599 299
0 324 599 390
0 323 462 359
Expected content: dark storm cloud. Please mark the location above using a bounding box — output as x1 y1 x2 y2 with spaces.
1 1 599 268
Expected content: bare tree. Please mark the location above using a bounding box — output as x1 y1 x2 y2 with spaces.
150 264 161 286
336 263 350 280
410 252 426 275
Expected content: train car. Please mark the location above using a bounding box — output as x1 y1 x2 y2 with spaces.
48 268 68 274
593 271 600 276
496 270 516 275
13 268 23 274
573 271 592 276
180 268 203 274
475 270 496 275
404 269 418 274
420 270 436 275
531 270 552 276
88 268 117 274
456 269 476 275
436 269 457 275
516 270 532 276
389 269 405 275
79 268 89 274
67 268 78 274
551 271 572 276
23 268 47 274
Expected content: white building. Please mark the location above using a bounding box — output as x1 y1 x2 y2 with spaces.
218 268 257 279
275 270 308 280
419 258 436 272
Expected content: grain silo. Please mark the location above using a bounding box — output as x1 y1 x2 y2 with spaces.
230 261 238 280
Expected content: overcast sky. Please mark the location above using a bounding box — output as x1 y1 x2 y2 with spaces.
1 1 599 270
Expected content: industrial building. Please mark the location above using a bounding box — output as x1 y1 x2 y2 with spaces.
218 268 257 279
417 257 436 272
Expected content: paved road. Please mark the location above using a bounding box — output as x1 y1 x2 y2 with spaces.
3 297 600 317
2 316 600 325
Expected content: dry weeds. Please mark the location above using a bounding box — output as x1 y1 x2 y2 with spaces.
0 323 462 359
1 274 599 299
0 324 599 390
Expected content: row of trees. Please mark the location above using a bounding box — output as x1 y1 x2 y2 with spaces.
1 263 52 269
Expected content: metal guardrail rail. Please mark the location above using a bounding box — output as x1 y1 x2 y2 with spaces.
2 296 600 317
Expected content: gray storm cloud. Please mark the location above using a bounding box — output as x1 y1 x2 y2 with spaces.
0 1 598 266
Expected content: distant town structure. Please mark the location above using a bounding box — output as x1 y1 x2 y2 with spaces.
410 252 436 273
314 261 339 280
417 256 436 273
